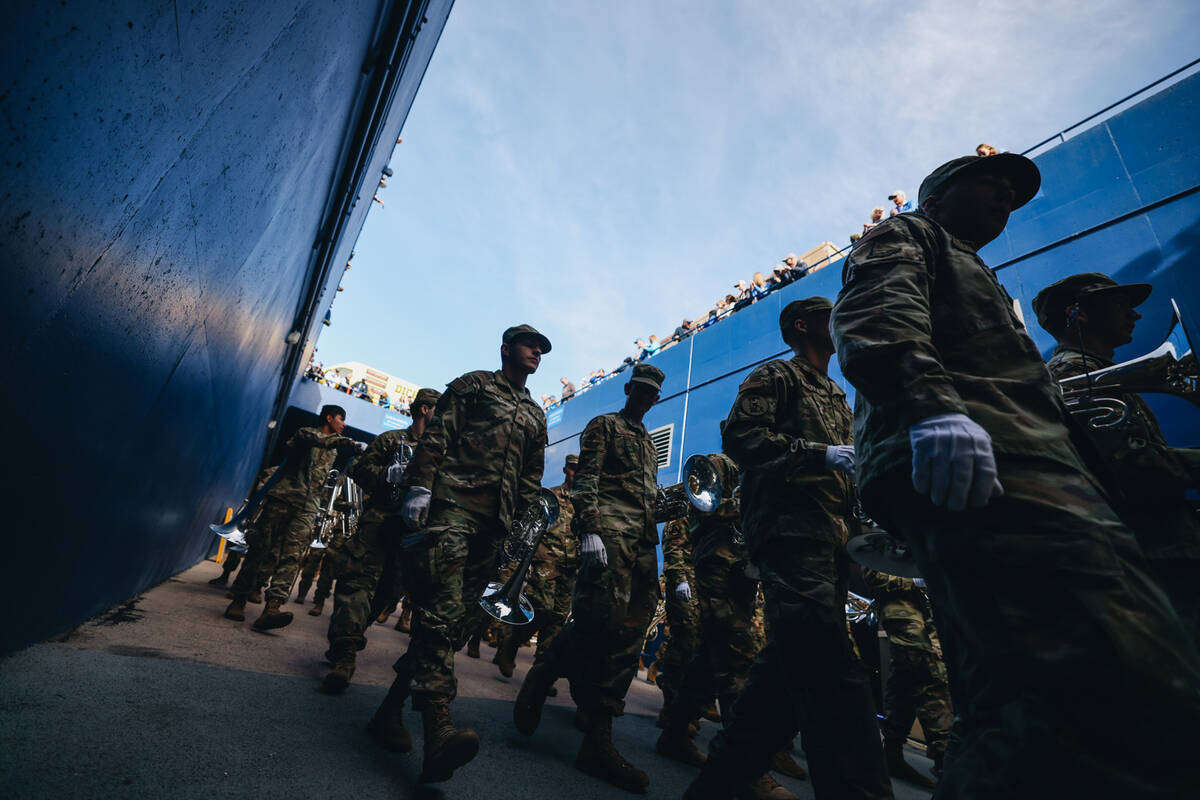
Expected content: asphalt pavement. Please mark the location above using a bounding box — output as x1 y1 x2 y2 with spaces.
0 560 937 799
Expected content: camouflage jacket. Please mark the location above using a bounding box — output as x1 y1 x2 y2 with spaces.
351 426 421 527
268 427 355 513
1047 345 1200 558
572 410 658 545
831 214 1083 491
532 482 578 573
405 369 547 529
686 453 745 566
861 568 935 652
722 355 855 550
662 518 695 590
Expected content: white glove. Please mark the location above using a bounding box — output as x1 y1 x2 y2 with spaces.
824 445 856 475
675 582 692 601
401 486 432 530
353 441 369 453
386 463 405 485
913 578 927 589
909 413 1003 512
580 533 608 568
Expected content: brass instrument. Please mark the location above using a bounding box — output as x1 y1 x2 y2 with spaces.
479 488 560 625
309 466 363 549
309 469 342 550
653 453 724 523
846 590 875 624
210 458 289 552
387 442 414 504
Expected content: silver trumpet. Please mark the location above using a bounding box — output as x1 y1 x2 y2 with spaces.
479 488 560 625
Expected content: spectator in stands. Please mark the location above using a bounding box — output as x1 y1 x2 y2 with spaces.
350 378 369 399
888 190 915 216
378 391 391 409
782 253 801 274
541 394 554 409
560 376 576 401
646 335 662 357
750 271 770 302
612 357 635 375
864 206 886 234
673 319 693 341
976 142 998 157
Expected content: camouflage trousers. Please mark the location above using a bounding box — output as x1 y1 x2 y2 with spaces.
542 532 661 715
879 640 952 762
655 582 701 708
391 503 505 708
868 457 1200 798
667 553 760 724
228 500 315 603
707 537 892 799
501 559 576 663
326 517 404 654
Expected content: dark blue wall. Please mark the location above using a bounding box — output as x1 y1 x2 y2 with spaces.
1 0 453 654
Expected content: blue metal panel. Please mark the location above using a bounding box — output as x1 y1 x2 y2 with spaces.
1106 76 1200 205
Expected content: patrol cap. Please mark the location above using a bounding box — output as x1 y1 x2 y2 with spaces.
411 388 441 408
629 363 665 391
779 297 833 338
503 324 552 354
1031 272 1153 334
918 153 1040 210
564 454 580 467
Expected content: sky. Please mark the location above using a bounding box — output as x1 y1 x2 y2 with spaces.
315 0 1200 403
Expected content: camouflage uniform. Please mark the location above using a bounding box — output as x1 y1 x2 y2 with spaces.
499 479 578 663
704 343 893 799
229 429 354 603
391 370 546 708
1046 345 1200 647
654 517 701 709
861 568 952 764
833 211 1200 797
541 409 661 715
663 454 759 724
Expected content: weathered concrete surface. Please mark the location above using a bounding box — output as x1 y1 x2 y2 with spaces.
0 561 936 799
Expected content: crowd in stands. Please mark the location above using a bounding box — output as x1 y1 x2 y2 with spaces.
303 360 412 416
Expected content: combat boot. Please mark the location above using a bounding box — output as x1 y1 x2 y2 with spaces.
252 598 294 631
395 606 412 632
768 748 807 780
368 678 413 752
321 644 356 694
248 589 263 604
419 700 480 783
465 632 481 659
295 578 311 604
736 773 799 800
884 738 936 788
493 638 517 678
655 717 707 768
514 662 556 735
308 596 326 616
574 709 650 793
682 759 737 800
223 597 247 621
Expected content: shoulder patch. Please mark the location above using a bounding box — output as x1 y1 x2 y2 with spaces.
447 370 494 396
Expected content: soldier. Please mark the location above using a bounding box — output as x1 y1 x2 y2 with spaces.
860 569 951 788
657 453 805 799
366 326 550 784
224 405 365 630
493 453 580 681
1033 273 1200 647
514 363 665 794
296 471 352 616
320 387 441 692
683 298 892 800
831 153 1200 796
653 516 701 720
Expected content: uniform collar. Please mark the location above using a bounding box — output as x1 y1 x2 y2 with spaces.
493 369 533 401
1051 344 1115 368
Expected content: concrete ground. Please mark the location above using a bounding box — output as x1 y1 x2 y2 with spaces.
0 560 937 799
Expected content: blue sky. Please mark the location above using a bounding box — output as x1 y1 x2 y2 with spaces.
315 0 1200 403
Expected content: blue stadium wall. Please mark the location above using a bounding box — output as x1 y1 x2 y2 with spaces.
543 72 1200 561
1 0 454 654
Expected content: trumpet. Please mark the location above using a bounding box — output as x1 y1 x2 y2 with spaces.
653 453 725 523
479 488 560 625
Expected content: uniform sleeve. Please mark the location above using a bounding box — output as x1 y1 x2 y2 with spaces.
572 416 609 535
288 427 352 453
350 434 392 494
861 567 915 594
405 387 465 491
831 220 969 428
518 416 548 518
721 364 829 475
661 518 691 588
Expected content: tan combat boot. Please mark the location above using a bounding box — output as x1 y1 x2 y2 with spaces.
736 773 799 800
574 709 650 793
493 637 517 678
321 645 356 694
367 678 413 753
252 598 294 631
308 596 325 616
655 715 707 768
884 738 936 788
419 700 480 783
513 662 556 735
465 632 481 659
394 606 412 632
768 748 807 780
223 598 247 621
294 578 310 604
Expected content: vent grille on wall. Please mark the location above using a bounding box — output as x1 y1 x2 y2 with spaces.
649 424 673 470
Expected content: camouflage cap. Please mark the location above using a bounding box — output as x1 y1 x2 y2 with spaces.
629 363 665 391
503 323 552 353
779 296 833 337
564 453 580 467
411 387 442 408
1031 272 1152 334
918 152 1041 210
